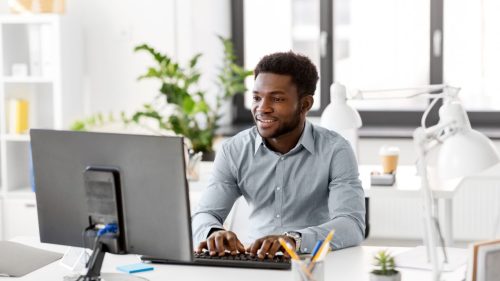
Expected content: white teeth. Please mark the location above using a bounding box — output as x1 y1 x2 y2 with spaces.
259 119 275 123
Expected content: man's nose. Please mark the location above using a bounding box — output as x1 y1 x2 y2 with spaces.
256 98 273 112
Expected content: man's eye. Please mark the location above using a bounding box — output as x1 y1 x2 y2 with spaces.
273 98 284 102
253 96 261 102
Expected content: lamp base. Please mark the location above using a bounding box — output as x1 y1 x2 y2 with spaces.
393 246 467 272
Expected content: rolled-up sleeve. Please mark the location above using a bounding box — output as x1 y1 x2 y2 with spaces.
296 141 365 252
191 145 242 246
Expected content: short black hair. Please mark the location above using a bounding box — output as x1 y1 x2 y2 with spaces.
254 51 319 98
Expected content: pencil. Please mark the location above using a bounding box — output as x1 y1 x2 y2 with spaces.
278 237 300 260
278 238 315 281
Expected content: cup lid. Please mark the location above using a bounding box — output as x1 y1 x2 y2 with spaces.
379 146 400 156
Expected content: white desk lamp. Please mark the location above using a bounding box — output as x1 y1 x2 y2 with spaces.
321 83 500 281
320 83 362 156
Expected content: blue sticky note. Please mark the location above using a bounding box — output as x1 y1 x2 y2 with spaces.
117 263 154 274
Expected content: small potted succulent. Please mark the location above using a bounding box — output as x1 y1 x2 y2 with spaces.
370 250 401 281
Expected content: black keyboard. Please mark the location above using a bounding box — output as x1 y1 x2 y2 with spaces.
141 252 291 270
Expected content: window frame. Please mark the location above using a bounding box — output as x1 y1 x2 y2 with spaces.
230 0 500 136
230 0 332 123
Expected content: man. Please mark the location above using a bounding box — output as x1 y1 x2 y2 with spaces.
192 51 365 259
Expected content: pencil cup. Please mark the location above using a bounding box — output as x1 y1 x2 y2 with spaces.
292 259 324 281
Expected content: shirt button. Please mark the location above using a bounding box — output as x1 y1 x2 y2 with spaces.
276 187 281 191
276 214 280 218
280 157 285 161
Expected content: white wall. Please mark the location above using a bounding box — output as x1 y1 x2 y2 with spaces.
71 0 230 120
1 0 230 124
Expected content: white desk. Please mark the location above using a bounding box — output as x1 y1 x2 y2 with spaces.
189 162 460 245
1 237 467 281
360 165 457 246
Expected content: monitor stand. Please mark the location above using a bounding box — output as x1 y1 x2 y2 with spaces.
64 274 148 281
63 240 149 281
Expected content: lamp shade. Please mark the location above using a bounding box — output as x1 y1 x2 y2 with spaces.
320 83 362 130
436 101 500 180
437 128 500 180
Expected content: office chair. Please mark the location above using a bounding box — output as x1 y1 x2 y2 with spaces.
225 196 371 243
365 197 370 239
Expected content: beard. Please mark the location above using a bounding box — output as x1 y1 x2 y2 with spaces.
254 107 302 139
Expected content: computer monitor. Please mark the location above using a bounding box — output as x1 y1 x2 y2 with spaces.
30 129 193 280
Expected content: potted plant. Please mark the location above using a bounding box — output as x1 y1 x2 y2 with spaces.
370 250 401 281
130 36 252 160
72 36 252 161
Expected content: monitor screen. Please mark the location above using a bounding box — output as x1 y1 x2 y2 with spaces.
30 129 193 262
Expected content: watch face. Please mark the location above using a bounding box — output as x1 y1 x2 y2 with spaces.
285 232 301 251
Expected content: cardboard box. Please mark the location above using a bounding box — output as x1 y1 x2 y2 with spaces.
9 0 65 14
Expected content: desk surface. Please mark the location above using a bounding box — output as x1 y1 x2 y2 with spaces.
189 162 459 198
2 237 467 281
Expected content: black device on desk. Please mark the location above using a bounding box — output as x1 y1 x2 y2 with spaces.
30 130 290 278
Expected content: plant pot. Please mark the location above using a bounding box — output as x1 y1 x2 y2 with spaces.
369 272 401 281
201 150 216 161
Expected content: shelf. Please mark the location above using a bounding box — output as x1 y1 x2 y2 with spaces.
2 76 55 83
3 187 36 199
0 14 59 24
2 134 30 142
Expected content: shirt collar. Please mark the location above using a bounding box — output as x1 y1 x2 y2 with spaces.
253 121 315 155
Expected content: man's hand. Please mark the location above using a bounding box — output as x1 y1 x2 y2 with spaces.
247 235 296 259
196 230 246 256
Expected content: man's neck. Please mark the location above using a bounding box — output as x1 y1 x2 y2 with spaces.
264 121 306 155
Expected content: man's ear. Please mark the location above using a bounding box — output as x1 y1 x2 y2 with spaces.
300 96 314 113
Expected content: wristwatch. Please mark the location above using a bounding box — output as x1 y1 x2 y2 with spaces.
283 231 302 252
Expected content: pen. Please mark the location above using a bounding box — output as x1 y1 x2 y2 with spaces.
310 240 323 260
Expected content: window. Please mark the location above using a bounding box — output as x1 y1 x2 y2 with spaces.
231 0 332 123
334 0 430 111
444 0 500 111
231 0 500 132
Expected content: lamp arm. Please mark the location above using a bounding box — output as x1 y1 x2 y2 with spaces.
416 120 456 154
350 84 452 100
414 127 442 281
350 84 461 102
414 121 460 281
421 96 443 129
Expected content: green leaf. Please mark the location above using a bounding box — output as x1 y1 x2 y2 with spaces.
70 121 86 131
189 53 203 68
182 97 196 114
138 67 162 80
134 43 168 64
160 83 190 106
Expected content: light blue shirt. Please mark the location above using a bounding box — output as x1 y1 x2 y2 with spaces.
191 121 365 253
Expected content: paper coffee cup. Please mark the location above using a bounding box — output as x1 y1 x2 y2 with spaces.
379 146 399 174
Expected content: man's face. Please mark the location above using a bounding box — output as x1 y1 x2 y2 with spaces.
251 73 303 139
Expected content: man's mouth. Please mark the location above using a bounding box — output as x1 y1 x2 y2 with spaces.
257 119 276 123
256 117 277 128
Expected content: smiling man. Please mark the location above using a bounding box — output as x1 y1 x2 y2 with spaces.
192 51 365 259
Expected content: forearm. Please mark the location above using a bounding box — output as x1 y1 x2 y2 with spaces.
191 212 225 246
296 214 365 253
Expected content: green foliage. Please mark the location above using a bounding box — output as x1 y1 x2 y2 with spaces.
71 36 252 153
371 250 398 276
70 112 118 131
131 36 252 152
